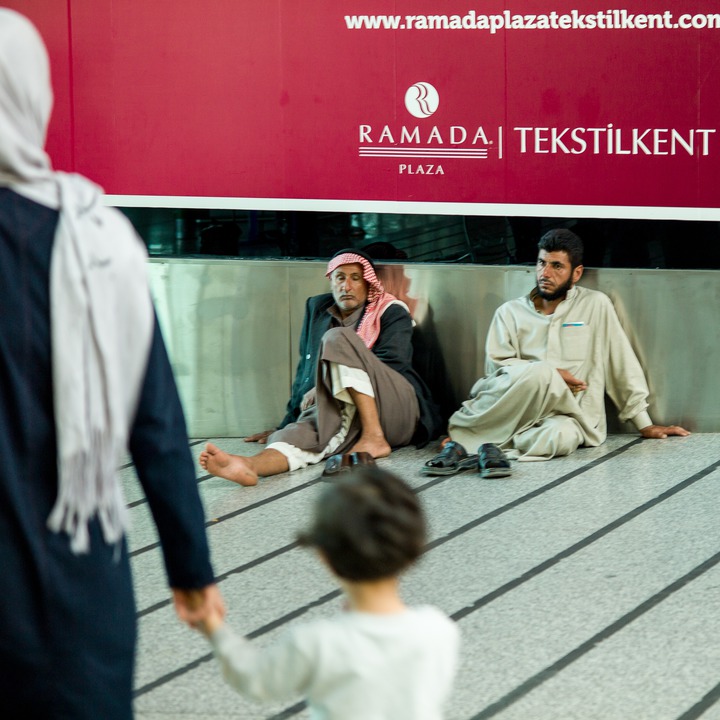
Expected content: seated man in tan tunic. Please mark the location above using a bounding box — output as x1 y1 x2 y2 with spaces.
446 229 689 461
200 249 441 485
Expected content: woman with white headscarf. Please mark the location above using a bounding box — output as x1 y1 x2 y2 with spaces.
0 9 221 718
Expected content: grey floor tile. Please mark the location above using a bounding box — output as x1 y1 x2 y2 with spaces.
130 433 720 720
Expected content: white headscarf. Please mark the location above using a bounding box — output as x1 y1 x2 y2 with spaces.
0 9 153 552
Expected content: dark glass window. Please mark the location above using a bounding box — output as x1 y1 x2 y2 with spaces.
120 207 720 270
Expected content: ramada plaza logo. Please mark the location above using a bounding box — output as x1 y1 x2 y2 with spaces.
358 81 497 175
404 82 439 118
357 80 716 177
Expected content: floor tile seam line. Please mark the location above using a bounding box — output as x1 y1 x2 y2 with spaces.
265 701 306 719
262 448 667 720
131 483 449 616
132 444 717 707
121 439 207 474
245 589 341 640
135 542 302 618
126 473 213 510
206 477 325 524
128 478 324 557
124 435 637 510
128 441 649 696
130 439 646 615
424 436 645 553
133 590 340 699
128 470 449 562
132 650 214 698
466 548 720 720
133 486 449 616
131 452 592 619
127 456 448 514
450 458 720 622
129 539 162 557
131 446 667 689
217 542 301 583
136 597 171 619
674 679 720 720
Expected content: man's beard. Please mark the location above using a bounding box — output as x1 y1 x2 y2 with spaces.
536 276 574 301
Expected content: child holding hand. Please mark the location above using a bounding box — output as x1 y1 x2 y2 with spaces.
198 466 460 719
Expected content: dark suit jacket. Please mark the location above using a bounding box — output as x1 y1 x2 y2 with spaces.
0 188 214 719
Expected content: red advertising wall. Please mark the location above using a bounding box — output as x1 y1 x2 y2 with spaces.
6 1 720 216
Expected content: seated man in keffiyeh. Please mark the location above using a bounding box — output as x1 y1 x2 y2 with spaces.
200 248 442 484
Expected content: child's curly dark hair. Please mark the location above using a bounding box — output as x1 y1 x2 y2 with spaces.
297 466 426 581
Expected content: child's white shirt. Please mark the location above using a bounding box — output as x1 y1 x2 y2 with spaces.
209 604 460 719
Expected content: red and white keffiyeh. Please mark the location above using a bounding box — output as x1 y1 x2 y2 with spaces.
325 251 407 349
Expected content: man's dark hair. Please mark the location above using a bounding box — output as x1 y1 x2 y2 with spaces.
330 247 377 273
297 466 426 581
538 228 584 269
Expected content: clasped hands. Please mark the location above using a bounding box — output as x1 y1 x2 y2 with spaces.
172 584 225 633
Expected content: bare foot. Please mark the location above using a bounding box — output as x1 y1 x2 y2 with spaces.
199 442 258 486
350 435 392 459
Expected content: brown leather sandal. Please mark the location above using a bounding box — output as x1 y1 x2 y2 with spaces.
321 451 376 478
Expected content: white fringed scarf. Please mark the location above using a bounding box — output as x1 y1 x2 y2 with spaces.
0 9 153 552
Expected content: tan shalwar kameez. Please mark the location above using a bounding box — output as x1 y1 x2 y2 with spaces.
448 285 653 460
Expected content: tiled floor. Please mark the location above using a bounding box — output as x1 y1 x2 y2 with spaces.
128 433 720 720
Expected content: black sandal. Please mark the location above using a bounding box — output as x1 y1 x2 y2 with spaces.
478 443 512 478
422 441 479 476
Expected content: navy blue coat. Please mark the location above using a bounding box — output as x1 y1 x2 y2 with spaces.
0 188 214 719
